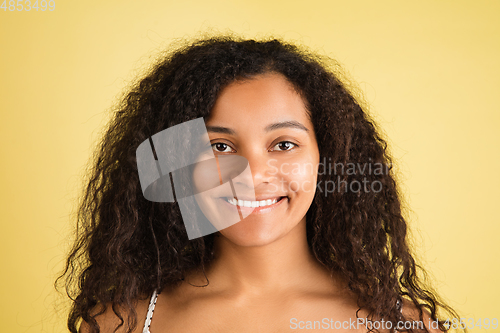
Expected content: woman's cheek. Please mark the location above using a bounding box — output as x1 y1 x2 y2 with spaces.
276 157 318 195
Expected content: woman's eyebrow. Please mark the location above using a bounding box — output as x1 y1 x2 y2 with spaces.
264 120 309 132
206 126 235 134
206 121 309 135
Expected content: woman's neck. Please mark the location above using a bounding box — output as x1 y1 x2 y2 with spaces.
194 218 336 296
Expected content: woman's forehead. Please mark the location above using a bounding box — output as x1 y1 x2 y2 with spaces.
207 73 312 131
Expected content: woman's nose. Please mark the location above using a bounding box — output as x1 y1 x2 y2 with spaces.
245 152 276 185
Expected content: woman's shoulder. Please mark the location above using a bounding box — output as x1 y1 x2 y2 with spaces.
399 298 445 333
78 296 152 333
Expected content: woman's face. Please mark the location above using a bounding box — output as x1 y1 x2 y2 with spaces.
204 72 320 247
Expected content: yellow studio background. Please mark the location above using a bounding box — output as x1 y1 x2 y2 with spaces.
1 0 498 332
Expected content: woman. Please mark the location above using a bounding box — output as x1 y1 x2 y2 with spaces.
58 35 461 333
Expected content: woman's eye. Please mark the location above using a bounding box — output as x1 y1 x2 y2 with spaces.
211 142 234 153
272 141 297 151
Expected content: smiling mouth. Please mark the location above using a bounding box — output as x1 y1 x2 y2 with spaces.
223 196 287 208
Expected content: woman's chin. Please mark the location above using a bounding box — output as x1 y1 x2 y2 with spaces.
217 219 283 247
216 214 306 248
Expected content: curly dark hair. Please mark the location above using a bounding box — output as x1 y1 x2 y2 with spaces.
56 35 461 333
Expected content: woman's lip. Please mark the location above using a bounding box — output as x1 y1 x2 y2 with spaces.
219 196 288 214
222 196 284 201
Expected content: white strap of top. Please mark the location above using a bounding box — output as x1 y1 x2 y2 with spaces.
142 290 159 333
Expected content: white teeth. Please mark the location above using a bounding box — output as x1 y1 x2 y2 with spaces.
226 197 280 207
